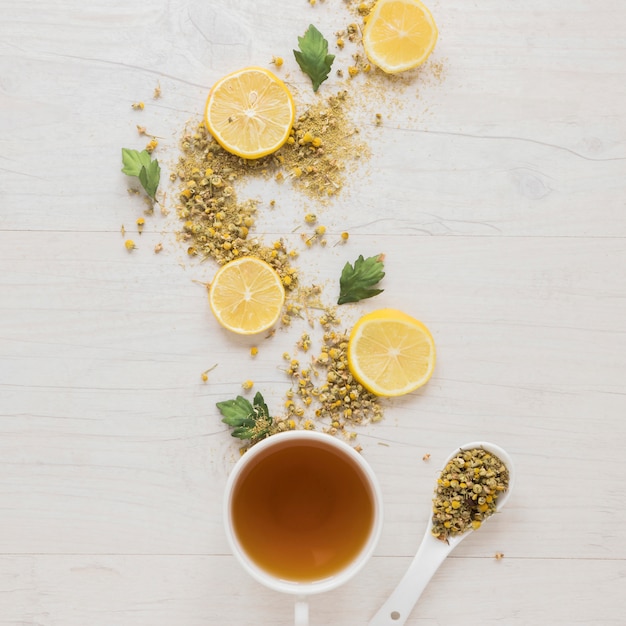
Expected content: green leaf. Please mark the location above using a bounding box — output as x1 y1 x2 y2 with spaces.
216 396 255 427
293 24 335 92
121 148 161 200
232 420 271 441
217 392 273 441
338 254 385 305
139 159 161 200
121 148 152 176
252 391 270 419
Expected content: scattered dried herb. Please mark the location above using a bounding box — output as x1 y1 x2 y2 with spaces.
173 123 299 288
294 24 335 92
201 364 218 382
173 89 367 282
280 91 366 199
432 448 510 541
123 0 447 448
338 253 385 304
282 317 384 434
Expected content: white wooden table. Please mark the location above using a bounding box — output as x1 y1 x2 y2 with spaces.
1 1 625 624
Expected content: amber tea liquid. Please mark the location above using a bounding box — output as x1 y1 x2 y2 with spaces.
230 439 375 583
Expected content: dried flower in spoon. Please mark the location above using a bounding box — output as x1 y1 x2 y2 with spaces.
431 447 510 541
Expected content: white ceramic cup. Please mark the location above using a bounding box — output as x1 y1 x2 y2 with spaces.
223 430 384 625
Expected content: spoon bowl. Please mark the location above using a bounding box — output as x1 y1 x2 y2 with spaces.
368 441 514 626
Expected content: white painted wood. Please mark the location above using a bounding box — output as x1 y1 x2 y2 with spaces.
1 0 625 623
0 556 623 625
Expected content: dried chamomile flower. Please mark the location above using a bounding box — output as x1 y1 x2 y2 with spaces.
431 448 510 541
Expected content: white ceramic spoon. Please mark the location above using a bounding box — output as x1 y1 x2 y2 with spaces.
368 441 514 626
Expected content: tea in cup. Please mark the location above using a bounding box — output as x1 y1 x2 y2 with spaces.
223 430 383 625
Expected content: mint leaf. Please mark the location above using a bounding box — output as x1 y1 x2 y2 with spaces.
252 392 269 420
216 396 255 427
121 148 160 201
138 159 160 200
294 24 335 92
338 254 385 305
217 392 273 441
121 148 152 176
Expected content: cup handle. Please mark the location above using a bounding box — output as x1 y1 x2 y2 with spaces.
294 595 309 626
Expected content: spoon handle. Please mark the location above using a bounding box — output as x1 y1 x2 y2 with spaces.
368 527 459 626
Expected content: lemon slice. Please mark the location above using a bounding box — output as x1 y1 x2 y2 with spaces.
347 308 436 396
204 66 295 159
362 0 438 74
208 257 286 335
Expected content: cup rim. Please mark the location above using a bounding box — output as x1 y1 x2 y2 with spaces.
223 430 384 595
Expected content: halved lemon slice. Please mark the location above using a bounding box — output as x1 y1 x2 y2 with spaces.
208 257 286 335
204 66 295 159
347 308 436 397
362 0 438 74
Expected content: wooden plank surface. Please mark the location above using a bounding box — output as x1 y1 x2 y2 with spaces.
1 0 625 624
